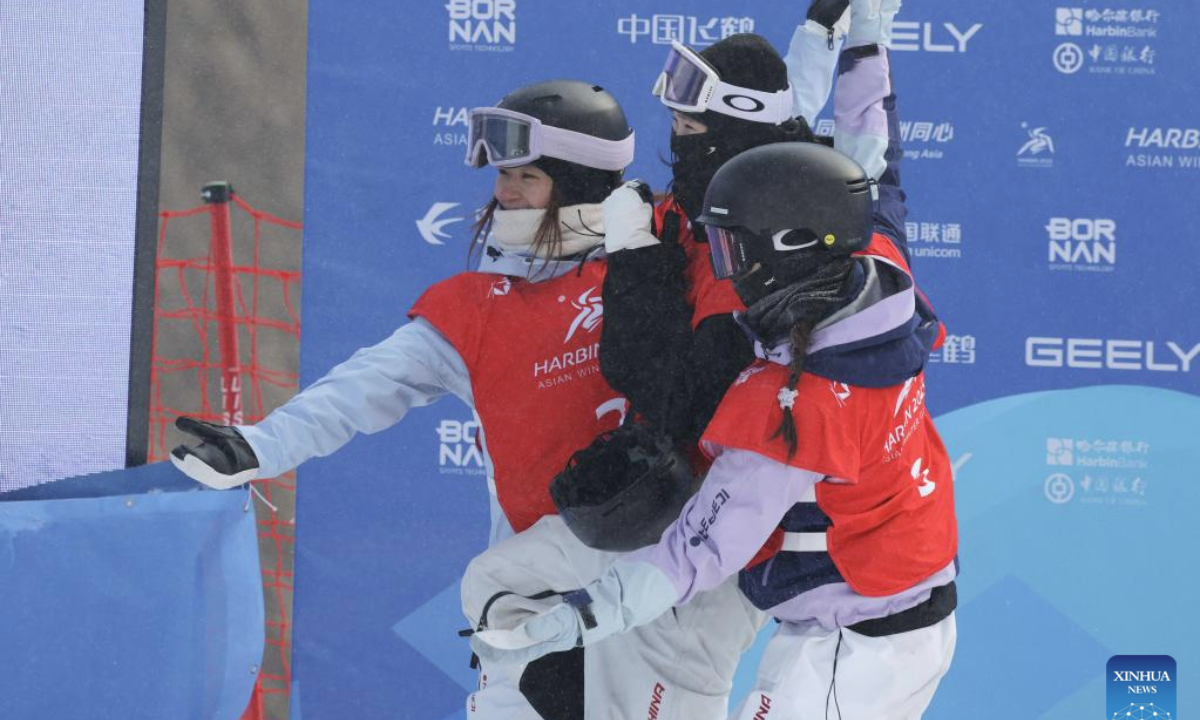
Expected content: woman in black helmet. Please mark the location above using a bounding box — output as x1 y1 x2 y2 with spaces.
168 78 760 720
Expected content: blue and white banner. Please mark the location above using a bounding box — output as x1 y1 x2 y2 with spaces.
296 2 1200 718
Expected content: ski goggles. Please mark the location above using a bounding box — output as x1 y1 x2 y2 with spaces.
706 226 820 279
706 225 753 279
652 41 794 124
464 107 635 171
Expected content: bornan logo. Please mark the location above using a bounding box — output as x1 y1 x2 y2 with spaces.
437 418 484 474
564 287 603 342
1046 217 1116 271
417 202 464 245
446 0 516 52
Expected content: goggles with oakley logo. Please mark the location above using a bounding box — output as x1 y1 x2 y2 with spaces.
652 41 794 125
464 107 635 171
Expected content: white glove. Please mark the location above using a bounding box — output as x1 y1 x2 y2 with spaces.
848 0 902 47
601 181 658 254
469 560 679 666
470 602 583 666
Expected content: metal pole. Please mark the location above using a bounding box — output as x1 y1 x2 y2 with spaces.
202 181 244 425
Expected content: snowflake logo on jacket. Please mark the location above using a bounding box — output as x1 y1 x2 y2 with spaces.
564 287 603 343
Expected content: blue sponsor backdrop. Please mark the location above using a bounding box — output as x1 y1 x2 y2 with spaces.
297 1 1200 718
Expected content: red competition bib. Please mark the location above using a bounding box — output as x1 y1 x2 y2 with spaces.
704 364 957 597
655 196 746 329
410 265 625 533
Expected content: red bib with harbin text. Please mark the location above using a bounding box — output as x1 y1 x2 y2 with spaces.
410 265 625 533
703 364 957 596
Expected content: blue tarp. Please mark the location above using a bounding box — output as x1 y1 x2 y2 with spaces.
0 461 264 720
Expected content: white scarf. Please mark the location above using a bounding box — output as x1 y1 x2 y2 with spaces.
490 204 606 259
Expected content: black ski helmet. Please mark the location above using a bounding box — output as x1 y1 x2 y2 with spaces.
550 424 701 552
494 79 632 205
697 142 876 287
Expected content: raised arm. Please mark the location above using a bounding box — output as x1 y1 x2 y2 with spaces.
833 0 909 256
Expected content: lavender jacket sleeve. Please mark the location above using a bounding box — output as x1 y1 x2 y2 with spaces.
577 448 823 636
834 43 909 259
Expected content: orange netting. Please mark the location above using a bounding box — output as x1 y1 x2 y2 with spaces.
148 188 301 720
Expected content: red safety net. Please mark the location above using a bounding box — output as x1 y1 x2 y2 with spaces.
148 187 302 720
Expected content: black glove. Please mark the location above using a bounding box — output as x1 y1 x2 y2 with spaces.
169 416 260 489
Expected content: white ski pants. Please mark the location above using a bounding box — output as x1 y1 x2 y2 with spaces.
730 612 957 720
461 515 767 720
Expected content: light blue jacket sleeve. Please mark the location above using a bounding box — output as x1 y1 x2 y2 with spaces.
577 448 823 636
785 19 845 125
236 318 473 478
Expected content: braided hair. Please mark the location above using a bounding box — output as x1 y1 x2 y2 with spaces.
744 253 857 460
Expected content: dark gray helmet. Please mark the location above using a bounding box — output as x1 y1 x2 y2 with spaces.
496 79 632 143
697 142 876 283
550 424 700 552
469 80 633 204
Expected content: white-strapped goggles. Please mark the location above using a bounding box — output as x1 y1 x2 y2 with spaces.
652 41 793 125
465 107 635 171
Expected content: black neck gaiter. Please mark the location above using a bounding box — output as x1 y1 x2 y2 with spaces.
742 253 856 347
669 133 737 223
